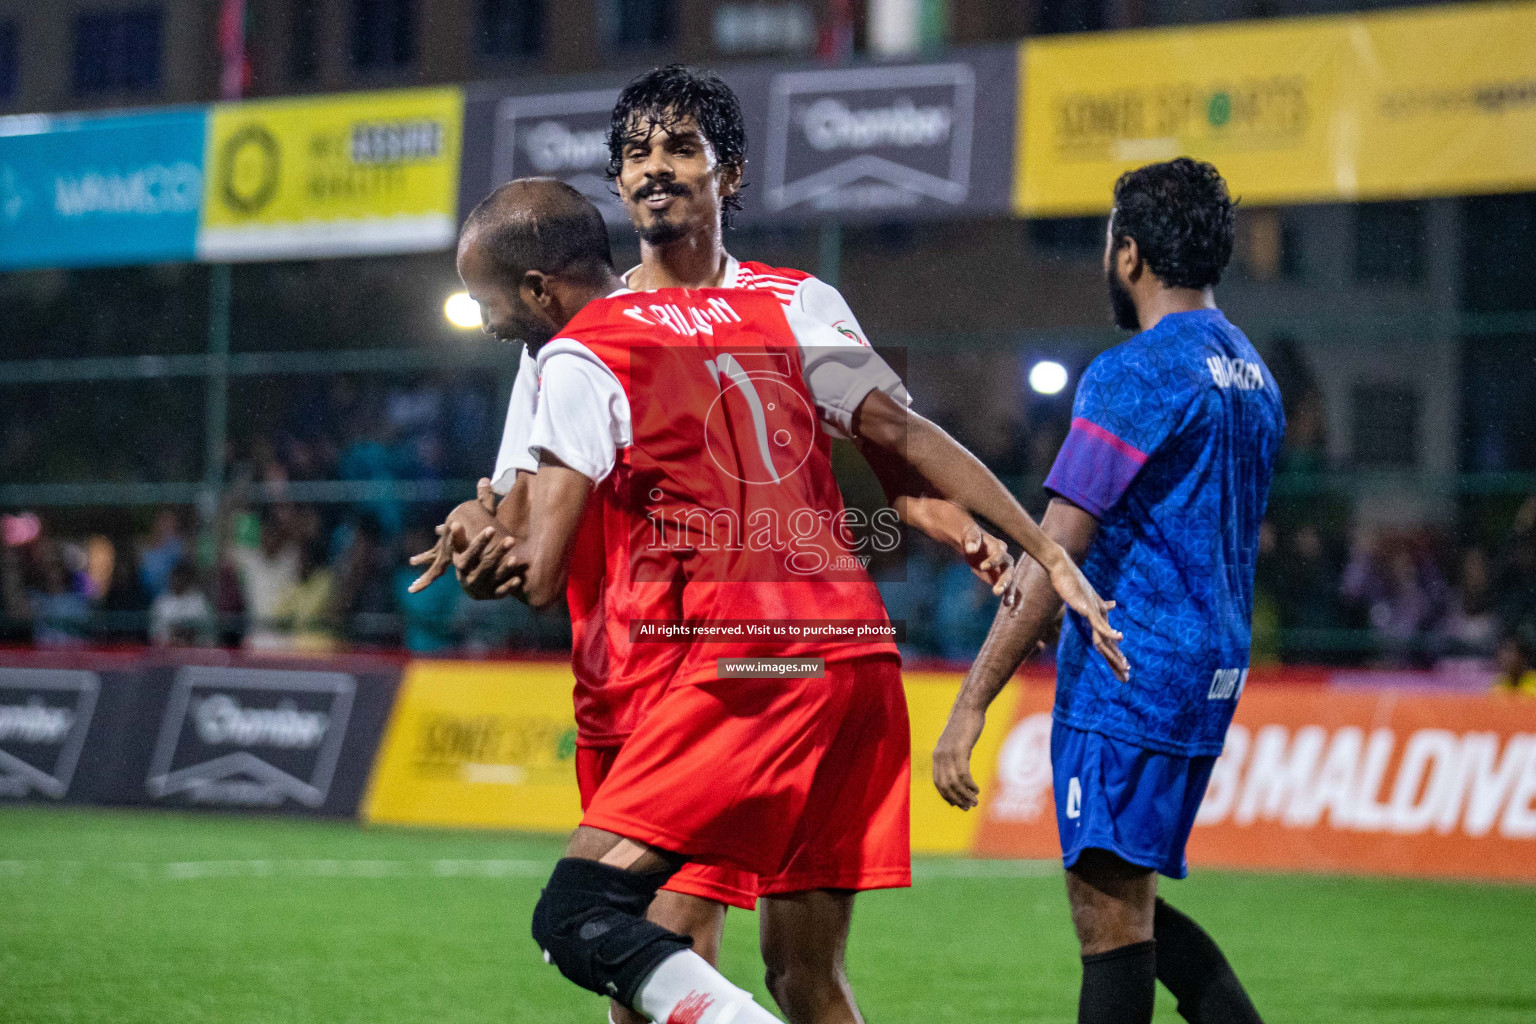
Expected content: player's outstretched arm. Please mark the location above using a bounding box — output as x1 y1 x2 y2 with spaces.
497 452 593 608
851 390 1127 679
862 443 1013 592
934 498 1104 809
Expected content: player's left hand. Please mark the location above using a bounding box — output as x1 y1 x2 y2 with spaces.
962 523 1014 596
407 523 454 594
1046 549 1131 682
933 703 986 810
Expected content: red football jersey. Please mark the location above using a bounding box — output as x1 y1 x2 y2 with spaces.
548 287 899 684
559 263 884 742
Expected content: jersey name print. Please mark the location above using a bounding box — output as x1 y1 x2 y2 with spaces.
533 287 901 681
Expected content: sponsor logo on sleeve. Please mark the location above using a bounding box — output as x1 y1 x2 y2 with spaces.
146 666 354 808
765 63 975 214
0 669 99 799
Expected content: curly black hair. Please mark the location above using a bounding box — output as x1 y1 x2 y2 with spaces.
606 64 748 225
1111 158 1236 290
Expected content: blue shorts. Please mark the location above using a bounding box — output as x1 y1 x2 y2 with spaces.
1051 721 1216 880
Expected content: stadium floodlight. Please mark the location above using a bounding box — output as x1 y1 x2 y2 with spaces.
1028 360 1068 396
444 291 482 330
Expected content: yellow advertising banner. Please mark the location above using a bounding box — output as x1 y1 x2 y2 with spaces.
198 87 462 260
904 670 1020 854
1351 2 1536 199
363 660 582 832
1016 1 1536 215
363 661 1020 855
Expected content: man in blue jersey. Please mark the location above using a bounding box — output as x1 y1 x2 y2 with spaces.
933 158 1283 1024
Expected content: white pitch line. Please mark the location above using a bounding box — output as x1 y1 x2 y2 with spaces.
0 857 1058 882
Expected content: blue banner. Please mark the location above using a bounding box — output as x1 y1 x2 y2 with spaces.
0 108 205 270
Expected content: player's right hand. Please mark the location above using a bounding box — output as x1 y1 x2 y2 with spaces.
455 523 518 601
933 704 986 810
1046 550 1131 682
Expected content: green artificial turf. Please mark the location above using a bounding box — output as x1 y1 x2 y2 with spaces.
2 806 1534 1023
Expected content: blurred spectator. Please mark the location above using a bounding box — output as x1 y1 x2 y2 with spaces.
150 562 215 647
1493 605 1536 695
392 526 457 653
26 540 91 648
1342 528 1448 666
136 509 186 601
1276 524 1346 654
933 561 995 662
1440 547 1499 658
332 517 397 645
273 538 338 652
228 509 301 651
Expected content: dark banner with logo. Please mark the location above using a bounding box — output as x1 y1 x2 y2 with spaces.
0 653 401 817
460 45 1016 228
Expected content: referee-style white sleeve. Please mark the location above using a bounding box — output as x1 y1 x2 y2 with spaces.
490 345 540 495
527 340 631 484
783 307 910 438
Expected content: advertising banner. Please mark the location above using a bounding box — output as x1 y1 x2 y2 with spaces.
363 660 581 831
0 668 101 799
197 87 463 260
973 684 1536 882
364 662 1021 853
461 45 1016 229
123 661 401 815
758 47 1016 220
1016 1 1536 214
488 88 626 224
1350 1 1536 200
0 108 205 269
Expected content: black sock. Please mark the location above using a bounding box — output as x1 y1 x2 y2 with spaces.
1153 898 1263 1024
1079 940 1156 1024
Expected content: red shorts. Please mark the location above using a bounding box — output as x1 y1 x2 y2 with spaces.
582 654 911 896
577 744 760 910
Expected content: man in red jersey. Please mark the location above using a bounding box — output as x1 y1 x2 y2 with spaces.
413 65 1021 1024
458 177 1125 1024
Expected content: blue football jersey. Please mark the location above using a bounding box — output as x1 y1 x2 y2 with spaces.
1043 309 1284 756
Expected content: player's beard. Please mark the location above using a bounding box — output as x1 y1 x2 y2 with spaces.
1106 262 1140 331
631 179 694 247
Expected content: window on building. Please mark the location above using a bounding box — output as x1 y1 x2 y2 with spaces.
352 0 415 70
479 0 542 57
1354 201 1426 286
714 3 814 55
289 0 321 83
73 8 162 95
604 0 673 48
1034 0 1106 35
0 21 18 103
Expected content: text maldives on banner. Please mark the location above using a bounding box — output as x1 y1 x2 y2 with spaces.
198 87 462 260
1016 17 1350 215
0 109 204 269
974 686 1536 882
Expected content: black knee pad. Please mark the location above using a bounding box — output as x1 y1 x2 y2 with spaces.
531 858 693 1006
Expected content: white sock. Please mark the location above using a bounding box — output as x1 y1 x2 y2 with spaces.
633 950 782 1024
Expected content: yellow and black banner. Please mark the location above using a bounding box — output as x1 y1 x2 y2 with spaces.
1016 1 1536 214
362 660 581 832
198 87 462 260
